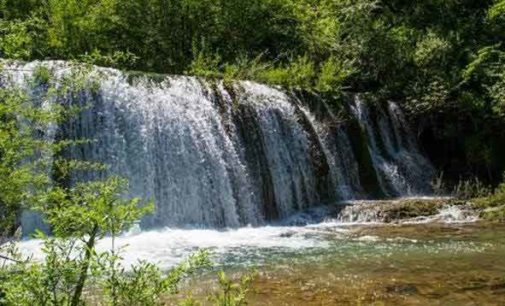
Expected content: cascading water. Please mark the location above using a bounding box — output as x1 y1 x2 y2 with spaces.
1 60 435 230
350 97 434 197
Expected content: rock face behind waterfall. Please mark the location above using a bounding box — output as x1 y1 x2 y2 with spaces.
1 61 435 228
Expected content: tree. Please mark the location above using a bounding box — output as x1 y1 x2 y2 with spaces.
0 65 61 238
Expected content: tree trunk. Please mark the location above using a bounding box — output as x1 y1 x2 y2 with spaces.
70 225 98 306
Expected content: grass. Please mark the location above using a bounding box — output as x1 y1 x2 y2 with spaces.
471 182 505 222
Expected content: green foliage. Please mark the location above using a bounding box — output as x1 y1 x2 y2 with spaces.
316 57 355 92
0 172 210 306
187 47 221 79
78 50 139 69
207 270 257 306
475 179 505 208
0 237 210 306
405 77 450 114
40 177 153 238
461 46 499 82
284 56 316 89
481 204 505 221
0 159 211 306
454 178 492 200
0 0 504 205
4 2 505 303
257 55 315 89
181 270 257 306
32 65 52 85
100 250 210 306
414 31 450 68
0 86 60 235
473 175 505 221
0 61 112 236
488 0 505 20
1 237 88 305
0 19 34 59
0 173 154 305
221 54 270 84
486 59 505 117
0 0 501 104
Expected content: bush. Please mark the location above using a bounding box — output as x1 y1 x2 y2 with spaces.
257 55 316 89
474 181 505 209
0 176 211 306
181 270 257 306
186 43 222 79
316 56 355 92
472 174 505 222
480 205 505 222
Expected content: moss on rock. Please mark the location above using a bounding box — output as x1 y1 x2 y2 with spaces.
338 198 469 223
382 199 443 222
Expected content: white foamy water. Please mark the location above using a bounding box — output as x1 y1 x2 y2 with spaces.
401 205 479 224
18 224 335 269
16 201 480 270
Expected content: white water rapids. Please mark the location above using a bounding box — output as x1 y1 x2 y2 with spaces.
14 202 478 270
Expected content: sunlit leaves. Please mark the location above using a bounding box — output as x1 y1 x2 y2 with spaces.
414 31 450 68
488 0 505 20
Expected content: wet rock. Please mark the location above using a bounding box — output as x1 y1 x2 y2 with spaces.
279 231 296 238
385 283 419 295
337 198 476 223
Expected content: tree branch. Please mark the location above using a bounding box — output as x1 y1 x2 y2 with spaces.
0 254 23 263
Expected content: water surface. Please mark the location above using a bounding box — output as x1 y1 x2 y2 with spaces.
18 206 505 305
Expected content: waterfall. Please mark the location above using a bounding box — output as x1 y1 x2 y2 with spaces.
350 97 434 196
1 61 435 229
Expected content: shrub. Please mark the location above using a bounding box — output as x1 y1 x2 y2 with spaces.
316 56 355 92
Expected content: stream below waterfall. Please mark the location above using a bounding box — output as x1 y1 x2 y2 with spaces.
233 222 505 305
173 221 505 305
18 202 505 305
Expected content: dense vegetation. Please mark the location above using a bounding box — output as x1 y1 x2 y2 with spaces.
2 0 505 183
